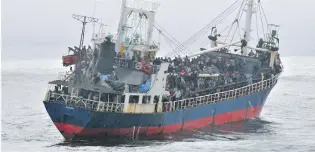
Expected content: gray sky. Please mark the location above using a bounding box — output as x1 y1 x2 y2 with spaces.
2 0 315 60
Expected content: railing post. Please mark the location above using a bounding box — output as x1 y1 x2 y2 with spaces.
97 101 101 111
227 91 230 99
180 100 183 109
169 102 173 111
65 95 68 104
210 94 213 103
233 90 236 98
173 101 176 110
185 99 187 108
111 103 114 112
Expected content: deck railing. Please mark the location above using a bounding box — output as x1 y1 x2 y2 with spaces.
57 72 73 81
46 92 124 112
162 75 278 112
46 74 279 113
113 57 138 69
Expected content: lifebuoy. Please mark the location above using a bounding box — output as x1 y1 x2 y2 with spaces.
135 62 142 70
143 64 153 74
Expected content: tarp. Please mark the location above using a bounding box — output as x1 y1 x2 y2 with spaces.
105 81 125 92
139 78 151 93
114 67 149 85
100 74 110 80
49 80 120 94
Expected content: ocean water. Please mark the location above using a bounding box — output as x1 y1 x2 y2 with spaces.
1 56 315 152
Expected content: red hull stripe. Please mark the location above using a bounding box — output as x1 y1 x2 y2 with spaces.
54 106 263 138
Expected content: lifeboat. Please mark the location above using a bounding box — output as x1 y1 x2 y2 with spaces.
62 54 78 66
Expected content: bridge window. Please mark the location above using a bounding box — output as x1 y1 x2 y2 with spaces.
129 95 139 103
120 95 125 103
143 96 151 104
153 95 159 103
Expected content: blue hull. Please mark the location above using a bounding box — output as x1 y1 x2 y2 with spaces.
44 88 271 139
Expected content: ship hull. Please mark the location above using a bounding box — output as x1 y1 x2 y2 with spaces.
44 89 271 140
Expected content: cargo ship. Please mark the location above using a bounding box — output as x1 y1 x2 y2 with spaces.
44 0 283 140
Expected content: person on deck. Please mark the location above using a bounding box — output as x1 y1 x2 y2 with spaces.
175 88 182 100
248 50 255 57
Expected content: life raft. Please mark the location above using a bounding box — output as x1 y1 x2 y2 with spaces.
62 54 78 66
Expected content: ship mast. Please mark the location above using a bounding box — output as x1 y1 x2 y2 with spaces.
242 0 256 55
115 0 127 55
72 14 98 50
72 14 98 84
115 0 159 58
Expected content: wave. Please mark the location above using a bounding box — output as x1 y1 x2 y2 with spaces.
279 75 315 82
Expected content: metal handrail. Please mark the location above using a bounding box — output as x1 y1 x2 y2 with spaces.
48 93 124 112
163 75 278 112
57 71 74 82
113 57 138 69
47 74 278 113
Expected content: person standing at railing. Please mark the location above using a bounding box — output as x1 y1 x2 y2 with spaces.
92 94 99 101
62 86 69 95
175 88 182 101
54 85 58 93
124 53 131 68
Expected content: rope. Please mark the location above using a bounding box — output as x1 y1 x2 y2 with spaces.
259 2 271 34
132 18 142 39
213 0 245 51
184 1 246 57
224 22 236 43
258 3 266 40
153 25 180 57
154 22 191 56
231 0 245 42
153 22 191 55
255 11 260 39
170 1 241 57
166 0 243 58
171 6 240 57
161 32 178 55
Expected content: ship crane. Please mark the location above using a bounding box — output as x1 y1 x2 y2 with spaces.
185 0 279 70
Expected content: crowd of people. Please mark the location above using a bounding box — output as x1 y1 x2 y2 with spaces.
55 44 283 108
118 51 251 96
159 54 250 100
110 47 277 101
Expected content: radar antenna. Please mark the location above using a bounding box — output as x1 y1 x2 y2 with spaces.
72 14 98 84
72 14 98 49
